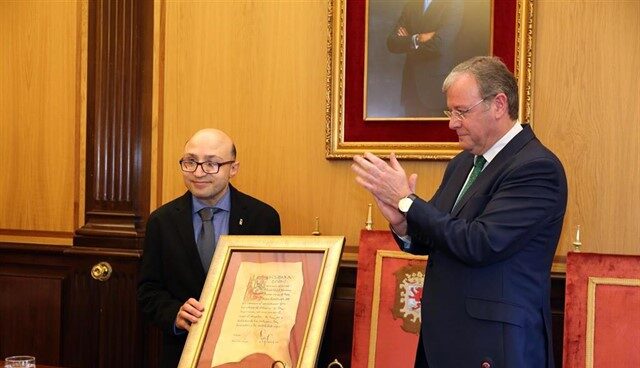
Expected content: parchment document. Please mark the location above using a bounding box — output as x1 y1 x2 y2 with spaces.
211 261 304 367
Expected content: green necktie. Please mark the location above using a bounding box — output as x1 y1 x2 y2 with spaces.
454 155 487 208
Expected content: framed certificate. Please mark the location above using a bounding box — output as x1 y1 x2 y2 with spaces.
178 235 345 368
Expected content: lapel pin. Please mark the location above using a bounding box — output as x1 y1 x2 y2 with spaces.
239 218 243 226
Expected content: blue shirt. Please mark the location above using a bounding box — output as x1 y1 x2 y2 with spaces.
174 187 232 335
190 187 231 247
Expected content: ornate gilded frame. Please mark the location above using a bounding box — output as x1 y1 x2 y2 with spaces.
367 250 428 367
325 0 534 160
178 235 345 368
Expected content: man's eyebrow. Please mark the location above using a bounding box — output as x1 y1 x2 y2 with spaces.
448 103 470 111
182 153 223 160
203 155 223 160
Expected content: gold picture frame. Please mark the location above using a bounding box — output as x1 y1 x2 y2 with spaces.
351 230 428 368
178 235 345 368
584 277 640 368
563 252 640 367
325 0 534 160
368 250 428 368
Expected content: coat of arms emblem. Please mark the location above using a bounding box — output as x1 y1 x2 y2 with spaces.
391 264 426 334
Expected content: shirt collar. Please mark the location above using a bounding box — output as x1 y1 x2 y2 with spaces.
480 121 523 164
191 186 232 214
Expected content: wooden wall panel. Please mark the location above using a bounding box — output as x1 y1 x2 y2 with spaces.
0 244 145 368
160 1 447 247
60 248 144 368
1 0 638 255
0 1 83 245
0 271 64 365
158 0 640 255
533 0 640 255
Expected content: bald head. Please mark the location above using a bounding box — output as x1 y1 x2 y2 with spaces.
181 128 239 205
185 129 236 160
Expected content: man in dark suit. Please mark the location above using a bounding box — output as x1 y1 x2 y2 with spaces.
137 129 281 368
352 56 567 367
387 0 463 117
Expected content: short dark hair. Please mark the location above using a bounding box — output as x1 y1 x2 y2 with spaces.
443 56 519 120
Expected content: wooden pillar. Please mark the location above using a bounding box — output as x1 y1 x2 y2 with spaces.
74 0 153 249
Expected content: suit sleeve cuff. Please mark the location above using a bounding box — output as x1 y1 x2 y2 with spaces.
412 34 420 49
173 323 187 336
390 224 412 251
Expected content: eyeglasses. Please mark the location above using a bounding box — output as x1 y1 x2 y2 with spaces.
444 98 486 121
179 159 235 174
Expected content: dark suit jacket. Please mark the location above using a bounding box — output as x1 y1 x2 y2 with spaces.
387 0 463 115
137 185 280 368
402 125 567 367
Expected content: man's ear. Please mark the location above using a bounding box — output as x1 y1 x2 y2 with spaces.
229 161 240 178
492 93 509 118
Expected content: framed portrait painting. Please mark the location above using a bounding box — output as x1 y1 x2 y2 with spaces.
178 235 345 368
326 0 534 159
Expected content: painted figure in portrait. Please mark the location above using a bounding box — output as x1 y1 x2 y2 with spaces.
366 0 491 119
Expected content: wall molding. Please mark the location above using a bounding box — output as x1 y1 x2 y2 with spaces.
74 0 154 249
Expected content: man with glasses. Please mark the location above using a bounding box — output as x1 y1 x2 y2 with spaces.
352 56 567 367
138 128 280 368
